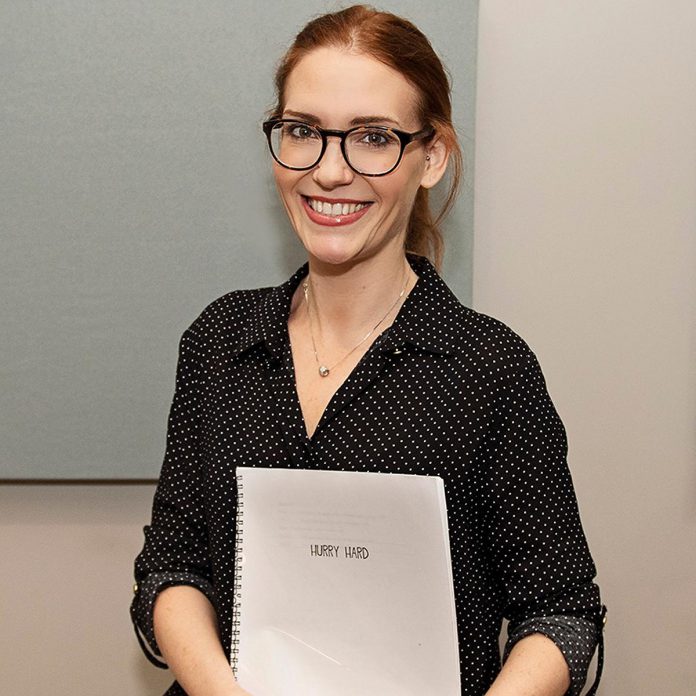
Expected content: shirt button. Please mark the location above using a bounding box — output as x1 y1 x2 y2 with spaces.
132 582 139 595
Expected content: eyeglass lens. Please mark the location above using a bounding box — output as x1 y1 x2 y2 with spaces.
269 121 402 175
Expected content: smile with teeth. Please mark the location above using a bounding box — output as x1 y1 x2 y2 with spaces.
306 197 369 217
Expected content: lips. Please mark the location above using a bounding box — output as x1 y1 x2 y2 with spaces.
302 196 372 227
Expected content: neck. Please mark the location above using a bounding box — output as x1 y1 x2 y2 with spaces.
298 252 418 346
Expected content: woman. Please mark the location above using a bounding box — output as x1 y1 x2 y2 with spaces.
131 6 605 696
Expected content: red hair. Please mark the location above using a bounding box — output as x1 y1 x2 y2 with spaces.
271 4 462 270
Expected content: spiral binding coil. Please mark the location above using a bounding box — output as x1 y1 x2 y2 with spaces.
231 476 244 676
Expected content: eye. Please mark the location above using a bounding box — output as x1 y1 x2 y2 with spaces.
361 129 390 147
284 122 319 140
351 127 398 150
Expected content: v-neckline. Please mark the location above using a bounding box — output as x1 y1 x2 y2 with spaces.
286 321 397 443
271 255 424 445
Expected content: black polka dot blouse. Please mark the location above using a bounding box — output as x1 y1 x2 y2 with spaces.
132 253 604 696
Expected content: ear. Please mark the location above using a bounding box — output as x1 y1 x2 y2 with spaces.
419 136 450 189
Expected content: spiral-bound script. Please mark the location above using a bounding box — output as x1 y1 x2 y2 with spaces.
230 467 460 696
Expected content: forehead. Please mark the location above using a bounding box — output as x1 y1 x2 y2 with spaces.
283 47 420 127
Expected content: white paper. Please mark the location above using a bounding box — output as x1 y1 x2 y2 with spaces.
233 467 460 696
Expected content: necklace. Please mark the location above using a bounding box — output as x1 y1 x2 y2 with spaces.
302 265 410 378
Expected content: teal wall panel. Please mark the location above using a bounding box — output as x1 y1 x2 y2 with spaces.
1 1 478 478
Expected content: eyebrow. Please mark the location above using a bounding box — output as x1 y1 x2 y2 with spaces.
282 110 402 127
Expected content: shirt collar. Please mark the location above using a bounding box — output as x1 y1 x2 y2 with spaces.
230 262 308 362
231 253 467 360
381 254 467 356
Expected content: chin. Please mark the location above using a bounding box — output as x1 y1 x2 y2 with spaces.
304 241 364 267
294 226 361 265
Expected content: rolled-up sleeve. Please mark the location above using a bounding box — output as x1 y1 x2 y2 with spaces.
482 347 604 694
504 615 600 695
130 326 215 666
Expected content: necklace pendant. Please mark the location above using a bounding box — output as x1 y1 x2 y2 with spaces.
318 365 330 377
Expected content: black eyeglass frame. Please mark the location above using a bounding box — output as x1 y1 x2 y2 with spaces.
262 118 435 177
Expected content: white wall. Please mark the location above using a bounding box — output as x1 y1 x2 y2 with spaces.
474 1 696 694
0 484 171 695
2 2 695 694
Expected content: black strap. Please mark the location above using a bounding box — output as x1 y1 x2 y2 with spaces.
584 605 607 695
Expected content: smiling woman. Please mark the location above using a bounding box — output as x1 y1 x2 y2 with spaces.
131 5 605 696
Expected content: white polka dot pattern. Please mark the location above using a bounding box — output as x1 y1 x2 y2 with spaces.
131 254 603 696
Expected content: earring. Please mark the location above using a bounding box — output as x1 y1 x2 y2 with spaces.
425 155 431 161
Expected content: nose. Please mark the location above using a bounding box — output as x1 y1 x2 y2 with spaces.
312 137 354 188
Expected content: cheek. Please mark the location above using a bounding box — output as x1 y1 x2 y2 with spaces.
378 171 422 218
273 167 299 201
388 155 425 197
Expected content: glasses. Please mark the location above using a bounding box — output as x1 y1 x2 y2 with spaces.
262 119 434 177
